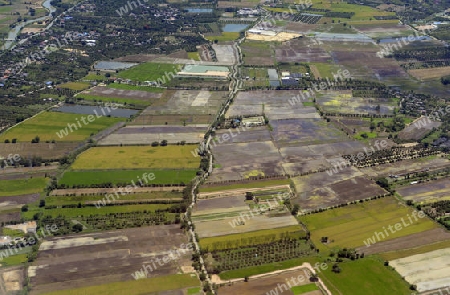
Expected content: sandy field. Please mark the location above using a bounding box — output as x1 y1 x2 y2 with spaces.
390 248 450 292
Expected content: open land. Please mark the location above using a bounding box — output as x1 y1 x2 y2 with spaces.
0 112 123 143
299 196 438 253
29 225 196 295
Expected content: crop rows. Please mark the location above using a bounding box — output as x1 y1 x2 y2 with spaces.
209 239 313 273
292 13 322 24
82 212 179 230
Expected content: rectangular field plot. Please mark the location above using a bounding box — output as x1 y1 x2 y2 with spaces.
397 177 450 203
207 141 284 182
226 90 319 120
98 125 207 145
217 268 318 295
133 90 228 125
195 214 299 238
275 38 331 63
390 248 450 292
212 126 272 144
359 156 450 178
299 196 438 252
270 119 348 146
292 168 386 211
316 90 396 115
70 146 200 170
76 85 163 107
0 142 80 160
59 169 197 187
320 258 411 295
29 226 198 295
0 111 124 143
0 177 47 197
198 225 305 251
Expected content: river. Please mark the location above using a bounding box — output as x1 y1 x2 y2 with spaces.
1 0 57 50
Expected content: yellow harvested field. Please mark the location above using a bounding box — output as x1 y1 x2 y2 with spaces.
70 146 200 170
246 32 302 42
408 66 450 80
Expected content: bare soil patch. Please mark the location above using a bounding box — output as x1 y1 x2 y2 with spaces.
29 225 192 295
357 228 450 256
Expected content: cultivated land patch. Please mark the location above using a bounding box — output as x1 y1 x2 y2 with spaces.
117 62 182 82
240 41 275 66
98 125 207 145
0 177 47 197
320 258 411 295
397 117 442 141
397 177 450 203
275 38 331 63
226 90 319 120
70 146 200 170
207 141 284 182
0 111 123 142
29 225 195 295
217 267 317 295
198 225 305 251
408 66 450 80
0 142 80 160
40 274 199 295
351 23 414 39
291 168 386 211
357 228 450 258
390 248 450 292
76 85 163 107
279 141 365 175
299 196 437 253
59 169 197 187
319 41 408 82
133 90 228 125
316 90 397 115
359 156 450 178
271 119 348 146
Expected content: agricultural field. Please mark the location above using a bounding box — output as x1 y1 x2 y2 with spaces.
58 82 91 91
241 41 275 66
0 266 24 295
291 169 386 211
70 146 200 170
217 267 319 295
41 274 200 295
359 155 450 179
0 177 47 197
275 38 331 64
352 22 415 39
408 66 450 80
397 117 441 141
0 111 124 142
198 225 305 251
390 248 450 292
193 194 298 238
0 142 81 160
28 226 197 295
299 196 438 253
241 67 269 88
117 62 182 82
132 90 228 125
226 90 319 120
76 85 163 107
316 90 397 115
357 228 450 258
58 169 197 187
319 258 411 295
207 141 284 182
397 177 450 203
98 125 207 145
